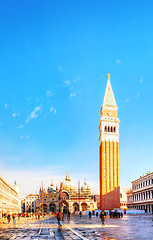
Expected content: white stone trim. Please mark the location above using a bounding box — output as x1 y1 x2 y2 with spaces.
99 134 119 143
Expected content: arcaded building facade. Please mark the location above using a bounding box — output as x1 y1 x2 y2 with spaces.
22 194 39 213
127 171 153 213
36 174 97 213
99 74 120 210
0 174 21 215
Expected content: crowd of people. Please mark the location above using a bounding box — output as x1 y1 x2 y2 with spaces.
1 209 124 228
56 209 124 229
109 210 123 218
1 213 22 225
0 212 49 225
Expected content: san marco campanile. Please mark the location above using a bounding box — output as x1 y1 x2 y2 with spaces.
98 74 120 210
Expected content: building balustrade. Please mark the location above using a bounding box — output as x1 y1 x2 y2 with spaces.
133 184 153 193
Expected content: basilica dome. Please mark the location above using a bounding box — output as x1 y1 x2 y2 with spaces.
48 179 56 193
61 173 75 191
81 180 90 192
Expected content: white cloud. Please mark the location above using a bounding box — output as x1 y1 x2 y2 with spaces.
17 124 24 129
26 117 30 124
74 75 81 82
57 65 62 72
136 93 140 98
20 135 30 140
4 103 9 110
50 107 56 114
30 106 40 118
125 98 130 103
116 59 121 64
46 90 54 98
12 113 20 117
140 77 143 83
26 106 41 124
64 80 70 86
70 92 76 98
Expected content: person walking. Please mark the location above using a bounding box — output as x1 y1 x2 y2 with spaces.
67 211 70 220
79 211 82 218
7 214 11 224
56 212 63 229
12 214 16 225
18 213 20 220
100 211 105 226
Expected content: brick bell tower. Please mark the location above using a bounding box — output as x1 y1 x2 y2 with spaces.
99 74 120 210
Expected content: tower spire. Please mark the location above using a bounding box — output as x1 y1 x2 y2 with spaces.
103 74 117 107
65 171 68 180
51 178 53 187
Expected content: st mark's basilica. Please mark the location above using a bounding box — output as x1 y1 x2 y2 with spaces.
35 173 97 214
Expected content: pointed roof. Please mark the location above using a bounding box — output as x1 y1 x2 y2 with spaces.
103 74 117 107
51 178 54 187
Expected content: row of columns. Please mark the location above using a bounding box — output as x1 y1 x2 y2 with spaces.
133 190 153 201
133 204 153 213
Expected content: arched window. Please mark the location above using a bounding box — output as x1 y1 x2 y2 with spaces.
114 127 116 132
111 126 113 132
108 126 110 132
104 126 107 132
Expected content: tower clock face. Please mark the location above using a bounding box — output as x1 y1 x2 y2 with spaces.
108 111 112 116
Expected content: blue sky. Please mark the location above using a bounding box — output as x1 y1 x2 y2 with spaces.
0 0 153 196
